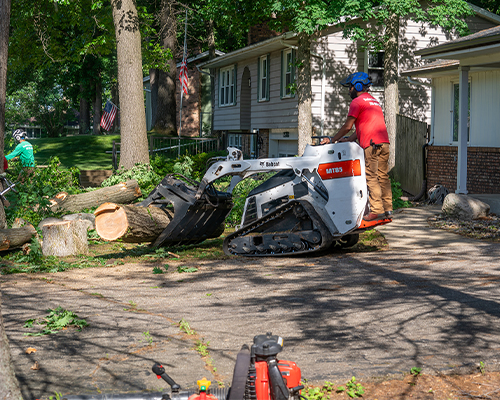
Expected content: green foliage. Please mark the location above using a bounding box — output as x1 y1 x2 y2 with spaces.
303 380 335 400
222 174 268 227
179 318 196 335
391 178 411 210
410 367 422 376
4 156 81 226
177 265 198 273
479 361 486 374
337 377 365 398
23 306 88 336
194 338 210 357
101 163 162 196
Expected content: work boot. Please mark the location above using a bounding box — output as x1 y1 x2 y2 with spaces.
385 211 393 219
363 212 383 221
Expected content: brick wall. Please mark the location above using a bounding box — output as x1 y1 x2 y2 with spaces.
427 146 500 194
176 66 200 137
248 21 282 45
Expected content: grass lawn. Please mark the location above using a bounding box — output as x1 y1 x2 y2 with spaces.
29 134 121 170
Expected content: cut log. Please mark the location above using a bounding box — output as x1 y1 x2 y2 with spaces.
49 180 142 213
94 203 173 243
42 220 89 256
0 225 37 251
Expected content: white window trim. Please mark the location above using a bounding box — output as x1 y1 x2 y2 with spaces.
450 79 471 144
259 55 269 102
365 49 385 91
220 65 235 107
282 49 294 98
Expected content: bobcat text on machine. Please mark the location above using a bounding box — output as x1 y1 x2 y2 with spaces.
138 142 392 257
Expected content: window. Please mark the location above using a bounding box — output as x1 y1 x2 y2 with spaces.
258 55 270 101
367 50 384 88
281 49 296 98
227 133 242 149
452 82 470 142
219 65 236 106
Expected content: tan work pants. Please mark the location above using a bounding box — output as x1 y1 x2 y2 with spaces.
364 143 392 215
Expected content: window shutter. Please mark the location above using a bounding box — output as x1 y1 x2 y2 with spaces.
280 50 284 99
266 54 271 101
291 49 296 98
218 69 221 107
233 64 237 105
257 58 261 100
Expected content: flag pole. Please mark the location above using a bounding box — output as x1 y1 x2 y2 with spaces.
178 8 188 157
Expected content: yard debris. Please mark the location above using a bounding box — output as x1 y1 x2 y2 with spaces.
25 347 37 354
428 213 500 240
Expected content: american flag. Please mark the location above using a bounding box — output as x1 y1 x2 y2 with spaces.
179 59 188 95
100 100 118 131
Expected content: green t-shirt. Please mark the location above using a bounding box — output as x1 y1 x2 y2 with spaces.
6 141 35 167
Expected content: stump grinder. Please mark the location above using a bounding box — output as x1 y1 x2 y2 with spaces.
138 142 391 256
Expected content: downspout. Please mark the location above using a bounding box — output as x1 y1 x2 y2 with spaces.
401 77 435 201
281 40 326 136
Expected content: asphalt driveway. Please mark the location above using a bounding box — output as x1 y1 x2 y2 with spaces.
2 205 500 399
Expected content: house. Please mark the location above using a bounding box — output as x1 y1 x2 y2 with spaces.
143 50 225 136
196 5 500 161
402 25 500 195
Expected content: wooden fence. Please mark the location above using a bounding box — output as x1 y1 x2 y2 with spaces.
109 136 223 170
393 114 429 196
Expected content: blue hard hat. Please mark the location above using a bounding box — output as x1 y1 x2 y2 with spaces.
340 72 371 90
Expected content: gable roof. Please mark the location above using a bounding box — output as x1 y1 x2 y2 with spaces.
415 25 500 59
197 32 298 69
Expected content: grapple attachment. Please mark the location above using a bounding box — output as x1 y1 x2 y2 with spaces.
137 174 232 247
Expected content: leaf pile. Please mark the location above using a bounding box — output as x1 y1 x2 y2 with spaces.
428 214 500 241
23 306 89 336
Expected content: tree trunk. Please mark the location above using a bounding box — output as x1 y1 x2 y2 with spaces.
149 68 159 127
0 0 10 230
0 225 36 251
42 220 88 256
0 0 23 394
95 203 173 242
79 86 91 135
384 13 399 172
93 76 102 135
49 180 142 212
153 0 177 136
111 0 149 168
297 32 313 156
208 19 216 136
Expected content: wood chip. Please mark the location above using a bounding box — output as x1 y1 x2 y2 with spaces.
25 347 37 354
30 361 40 370
168 251 180 258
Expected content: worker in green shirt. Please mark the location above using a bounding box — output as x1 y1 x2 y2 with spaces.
6 129 35 168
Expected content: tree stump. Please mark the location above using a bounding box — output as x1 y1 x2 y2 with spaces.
42 220 89 256
49 180 142 213
0 225 37 251
94 203 173 243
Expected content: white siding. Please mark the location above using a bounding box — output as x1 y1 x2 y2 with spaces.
213 51 298 131
432 71 500 147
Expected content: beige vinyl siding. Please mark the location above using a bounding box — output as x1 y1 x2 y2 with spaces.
432 71 500 148
252 50 298 129
469 70 500 147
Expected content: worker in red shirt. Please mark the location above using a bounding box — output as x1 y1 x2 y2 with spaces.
321 72 392 221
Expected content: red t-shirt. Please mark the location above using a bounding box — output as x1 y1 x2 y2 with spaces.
348 93 389 149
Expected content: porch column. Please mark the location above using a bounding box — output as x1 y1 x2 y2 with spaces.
456 66 469 194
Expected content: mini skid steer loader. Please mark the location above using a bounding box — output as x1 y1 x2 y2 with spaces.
138 142 391 256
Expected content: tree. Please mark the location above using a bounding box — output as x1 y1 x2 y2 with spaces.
338 0 473 169
153 0 178 135
0 0 25 397
111 0 149 168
